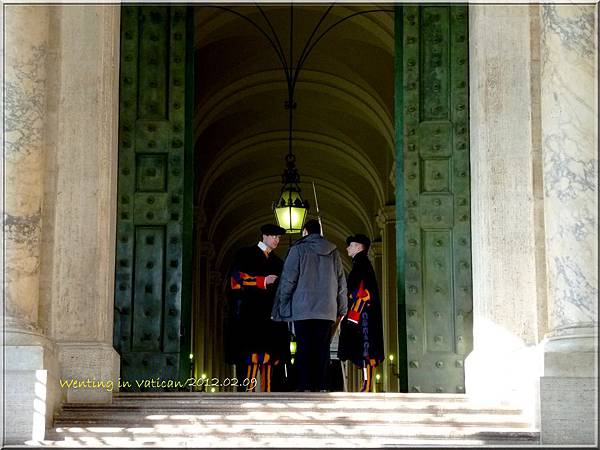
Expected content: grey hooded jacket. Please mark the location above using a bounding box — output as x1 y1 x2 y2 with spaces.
271 233 347 322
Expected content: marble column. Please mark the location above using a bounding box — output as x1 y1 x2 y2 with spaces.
3 6 59 444
538 5 598 445
4 5 49 343
376 204 399 393
466 6 546 423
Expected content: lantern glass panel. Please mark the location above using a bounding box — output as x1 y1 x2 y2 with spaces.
275 189 307 233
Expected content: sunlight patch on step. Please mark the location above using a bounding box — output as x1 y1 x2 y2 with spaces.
125 427 155 434
86 427 125 433
27 435 492 447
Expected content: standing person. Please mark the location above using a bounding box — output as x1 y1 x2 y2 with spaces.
271 219 347 392
225 223 290 392
338 234 385 392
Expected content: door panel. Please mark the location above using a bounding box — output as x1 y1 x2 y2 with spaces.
397 5 473 394
114 5 192 388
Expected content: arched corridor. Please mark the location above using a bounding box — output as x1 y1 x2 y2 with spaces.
190 4 398 393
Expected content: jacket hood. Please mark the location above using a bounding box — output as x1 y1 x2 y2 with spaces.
295 233 337 256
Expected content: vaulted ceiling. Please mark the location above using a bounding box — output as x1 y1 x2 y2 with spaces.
193 4 395 272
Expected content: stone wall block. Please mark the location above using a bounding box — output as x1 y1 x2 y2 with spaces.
58 344 121 403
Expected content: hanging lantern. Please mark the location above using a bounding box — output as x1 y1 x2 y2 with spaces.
273 154 309 233
269 6 311 233
274 188 308 233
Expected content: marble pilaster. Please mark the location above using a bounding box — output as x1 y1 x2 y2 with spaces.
538 4 598 445
376 204 399 393
370 241 387 391
39 5 121 405
466 6 548 427
193 241 215 383
190 207 205 384
204 269 219 381
210 270 223 387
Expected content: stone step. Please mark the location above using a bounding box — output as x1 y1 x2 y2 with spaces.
110 391 508 403
64 392 526 411
44 427 539 447
59 403 523 415
54 416 530 429
45 392 540 447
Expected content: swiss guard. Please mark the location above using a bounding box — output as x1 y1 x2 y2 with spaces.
338 234 385 392
224 223 291 392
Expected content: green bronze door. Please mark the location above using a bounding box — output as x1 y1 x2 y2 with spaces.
114 5 193 388
396 5 473 393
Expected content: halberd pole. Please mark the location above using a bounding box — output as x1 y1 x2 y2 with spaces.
312 181 323 236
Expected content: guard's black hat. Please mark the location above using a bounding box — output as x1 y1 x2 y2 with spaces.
261 223 286 236
346 234 371 250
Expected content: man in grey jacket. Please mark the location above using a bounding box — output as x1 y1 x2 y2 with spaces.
272 219 347 392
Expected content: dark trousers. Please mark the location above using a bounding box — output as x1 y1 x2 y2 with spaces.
294 319 333 392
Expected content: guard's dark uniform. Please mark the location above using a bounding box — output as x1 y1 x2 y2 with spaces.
338 250 384 391
225 244 290 391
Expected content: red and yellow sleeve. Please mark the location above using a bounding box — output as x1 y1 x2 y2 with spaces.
230 271 266 290
347 280 370 324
